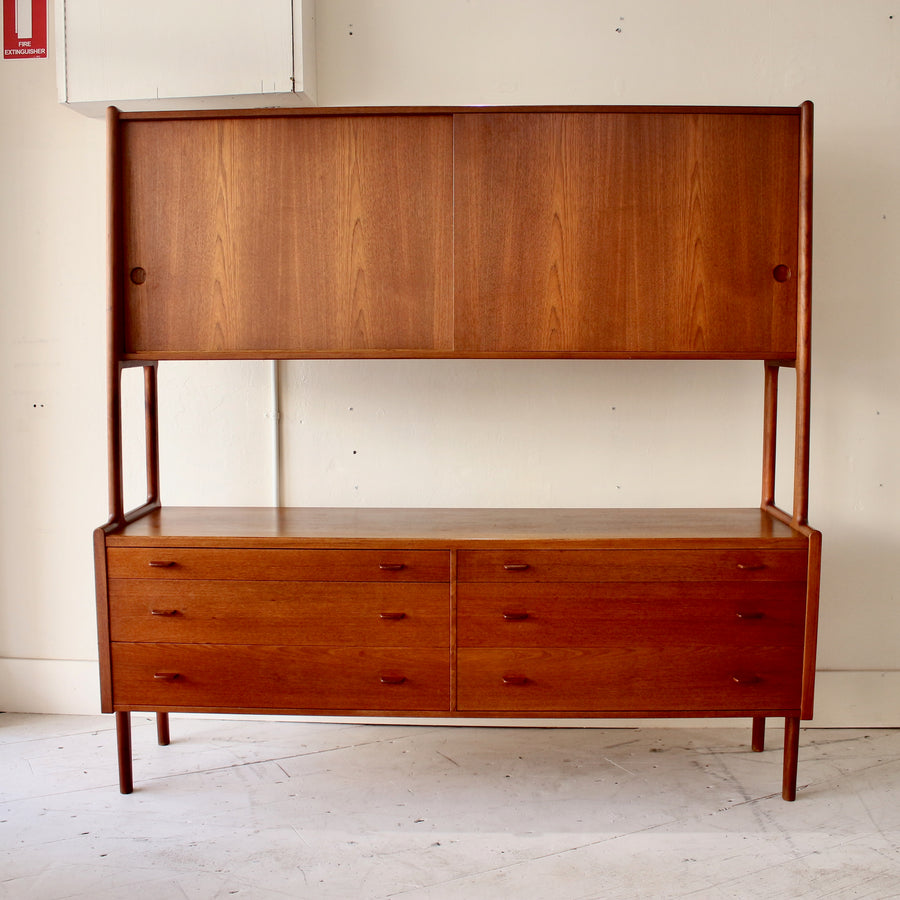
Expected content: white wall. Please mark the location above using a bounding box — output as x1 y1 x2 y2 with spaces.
1 0 897 724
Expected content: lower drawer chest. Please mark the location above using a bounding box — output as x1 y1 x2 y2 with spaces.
95 507 821 800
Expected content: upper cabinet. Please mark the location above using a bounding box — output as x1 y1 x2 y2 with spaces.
112 106 804 360
56 0 316 116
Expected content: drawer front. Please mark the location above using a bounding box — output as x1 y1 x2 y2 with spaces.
107 548 450 582
457 549 807 583
458 582 805 648
109 580 450 646
111 643 450 712
457 647 802 713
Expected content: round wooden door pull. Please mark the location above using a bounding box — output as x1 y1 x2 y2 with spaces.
773 264 791 282
130 266 147 285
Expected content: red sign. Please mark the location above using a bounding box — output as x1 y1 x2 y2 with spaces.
4 0 47 59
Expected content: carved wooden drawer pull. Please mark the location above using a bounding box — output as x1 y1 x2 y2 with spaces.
503 563 530 572
732 674 762 685
153 672 181 683
148 560 177 568
150 609 179 617
502 611 530 621
502 674 529 686
379 563 406 572
380 674 407 685
379 612 406 620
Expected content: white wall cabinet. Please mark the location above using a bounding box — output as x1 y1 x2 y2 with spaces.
55 0 316 115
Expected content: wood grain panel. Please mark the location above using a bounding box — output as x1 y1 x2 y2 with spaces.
457 647 802 712
103 506 809 549
454 112 799 356
107 548 450 581
109 580 450 646
122 115 453 353
112 643 451 711
457 582 805 648
457 549 808 582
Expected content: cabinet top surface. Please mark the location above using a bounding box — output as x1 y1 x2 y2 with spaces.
115 103 806 121
103 507 809 549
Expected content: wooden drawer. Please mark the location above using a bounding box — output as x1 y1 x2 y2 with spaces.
457 549 808 583
107 548 450 582
109 580 450 646
111 643 451 712
457 582 805 648
457 647 802 713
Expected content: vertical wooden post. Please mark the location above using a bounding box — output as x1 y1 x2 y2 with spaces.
762 363 779 508
782 103 814 801
793 100 814 526
144 362 161 506
107 364 124 522
106 107 125 524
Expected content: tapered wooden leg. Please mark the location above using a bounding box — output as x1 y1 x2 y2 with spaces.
156 712 170 746
751 716 766 752
116 711 133 794
782 716 800 801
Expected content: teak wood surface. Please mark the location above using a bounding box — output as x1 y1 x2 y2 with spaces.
107 547 450 580
122 115 453 354
113 105 801 360
453 112 799 355
109 580 451 646
455 645 802 712
103 506 808 549
98 103 820 801
111 643 452 712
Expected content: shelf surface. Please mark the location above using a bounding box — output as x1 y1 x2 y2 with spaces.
104 507 808 549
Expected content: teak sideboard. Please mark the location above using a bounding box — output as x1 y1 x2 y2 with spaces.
94 103 821 800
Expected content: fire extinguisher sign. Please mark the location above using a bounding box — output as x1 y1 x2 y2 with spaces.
4 0 47 59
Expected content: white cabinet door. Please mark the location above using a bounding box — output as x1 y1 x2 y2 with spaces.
57 0 315 114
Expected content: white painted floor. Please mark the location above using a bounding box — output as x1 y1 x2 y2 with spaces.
2 715 899 899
